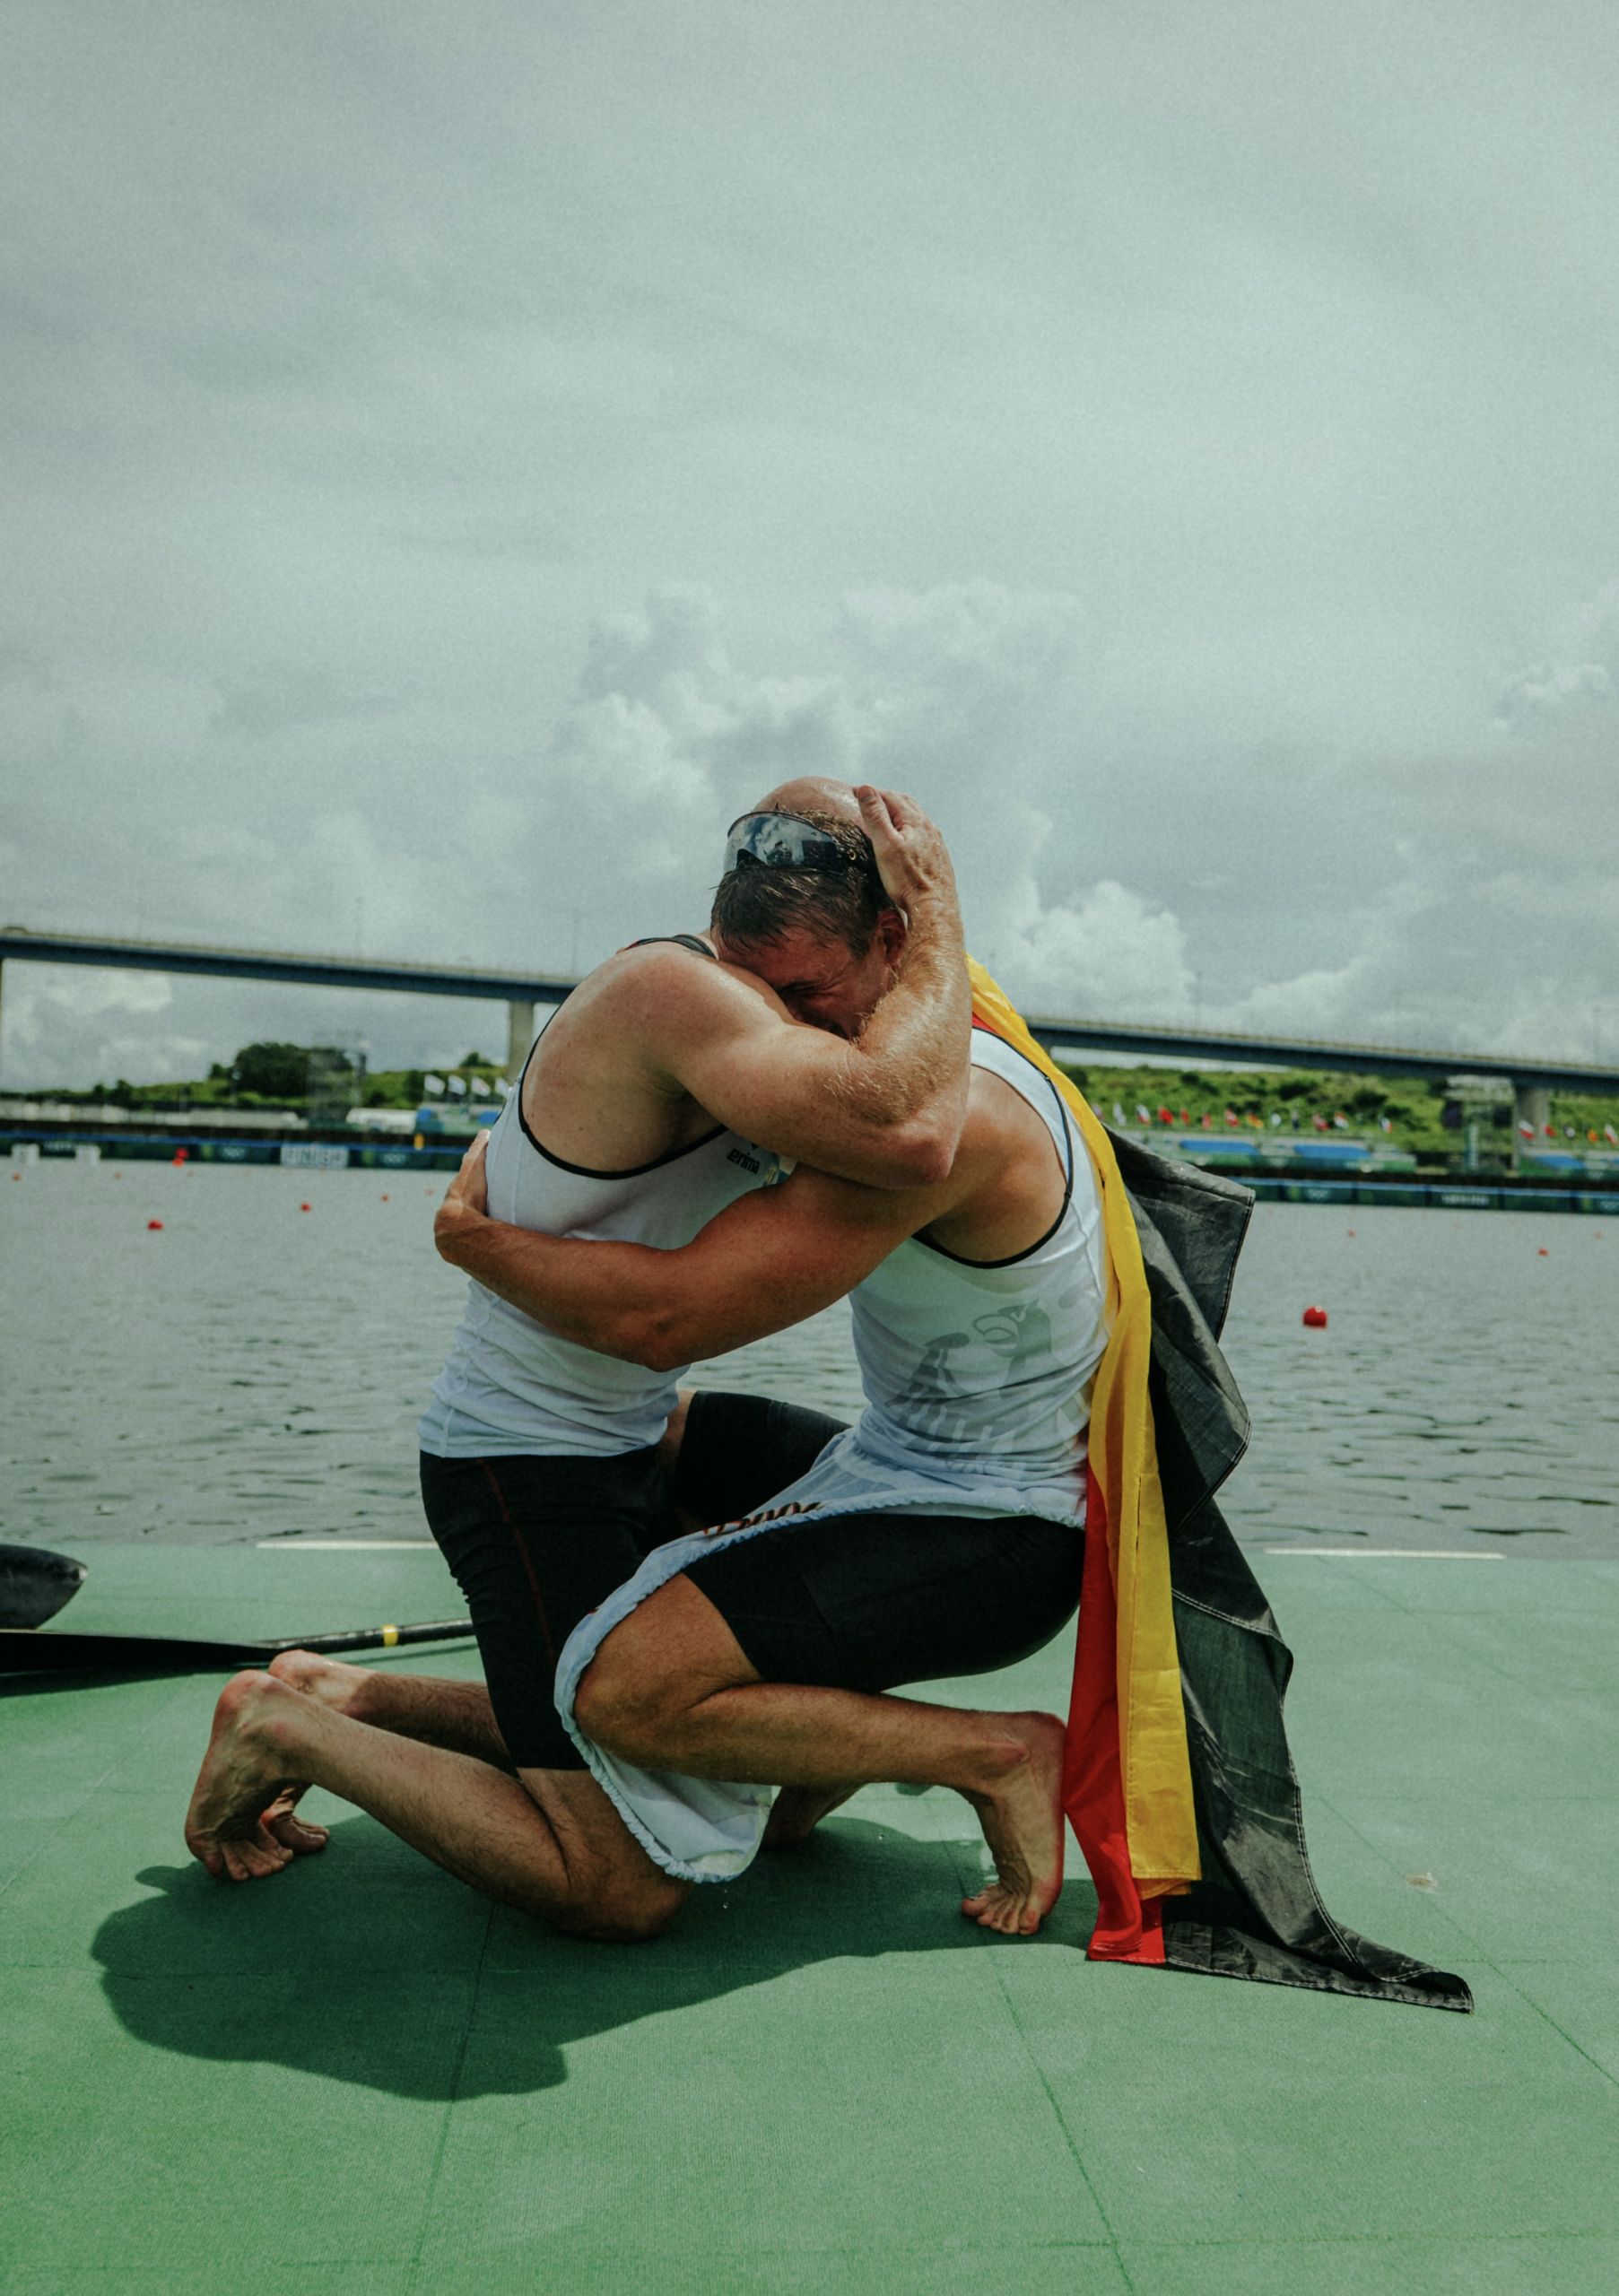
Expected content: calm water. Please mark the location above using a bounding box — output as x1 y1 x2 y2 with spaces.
3 1161 1615 1557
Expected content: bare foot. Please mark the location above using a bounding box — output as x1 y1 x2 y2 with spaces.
762 1783 857 1851
256 1648 389 1853
253 1649 379 1853
267 1647 371 1715
258 1784 329 1858
185 1671 308 1883
960 1711 1066 1937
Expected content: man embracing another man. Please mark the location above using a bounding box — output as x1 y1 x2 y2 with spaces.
185 781 1471 2015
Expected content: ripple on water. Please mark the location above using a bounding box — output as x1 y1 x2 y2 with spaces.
2 1171 1615 1556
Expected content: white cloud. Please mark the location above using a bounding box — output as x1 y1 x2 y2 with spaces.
8 570 1618 1083
977 874 1196 1020
1496 659 1613 736
2 964 175 1085
1496 579 1619 735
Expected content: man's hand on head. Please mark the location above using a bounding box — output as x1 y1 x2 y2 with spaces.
434 1131 492 1266
854 787 959 922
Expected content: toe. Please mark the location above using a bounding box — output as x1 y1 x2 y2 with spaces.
269 1815 328 1856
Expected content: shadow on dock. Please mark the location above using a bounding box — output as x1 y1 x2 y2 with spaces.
92 1813 1101 2100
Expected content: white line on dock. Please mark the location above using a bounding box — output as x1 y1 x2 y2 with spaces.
1259 1546 1503 1561
256 1538 436 1551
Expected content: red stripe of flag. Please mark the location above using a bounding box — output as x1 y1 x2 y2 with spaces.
1063 1465 1166 1966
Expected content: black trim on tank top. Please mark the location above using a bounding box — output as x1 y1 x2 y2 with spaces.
624 933 718 961
916 1041 1076 1269
517 933 727 1179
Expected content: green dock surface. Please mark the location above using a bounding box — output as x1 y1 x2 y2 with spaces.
4 1541 1617 2293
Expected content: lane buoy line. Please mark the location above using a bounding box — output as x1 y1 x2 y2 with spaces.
1259 1546 1504 1561
256 1537 436 1551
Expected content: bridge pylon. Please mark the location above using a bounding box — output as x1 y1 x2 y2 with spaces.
506 999 535 1083
1513 1080 1551 1156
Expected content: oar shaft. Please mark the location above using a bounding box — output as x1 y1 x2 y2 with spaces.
0 1621 473 1677
262 1621 473 1657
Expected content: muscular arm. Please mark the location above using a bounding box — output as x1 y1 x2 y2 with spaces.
654 787 971 1188
436 1128 997 1374
652 944 969 1189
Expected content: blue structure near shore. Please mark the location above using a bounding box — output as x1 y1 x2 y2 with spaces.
1243 1176 1619 1213
6 1126 1618 1209
4 1131 465 1172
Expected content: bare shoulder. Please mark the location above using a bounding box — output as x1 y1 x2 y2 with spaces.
916 1065 1071 1257
586 940 789 1038
955 1065 1052 1165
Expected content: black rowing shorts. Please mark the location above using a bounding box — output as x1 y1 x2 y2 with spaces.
419 1387 1083 1770
419 1445 675 1771
676 1390 1084 1698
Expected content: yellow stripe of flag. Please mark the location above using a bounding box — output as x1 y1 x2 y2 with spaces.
968 959 1199 1892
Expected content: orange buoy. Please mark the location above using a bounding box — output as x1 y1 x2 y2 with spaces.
1537 1247 1548 1257
300 1201 312 1213
147 1219 164 1231
1301 1305 1328 1328
380 1192 390 1201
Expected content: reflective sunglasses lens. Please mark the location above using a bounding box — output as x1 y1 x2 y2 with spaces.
724 813 847 871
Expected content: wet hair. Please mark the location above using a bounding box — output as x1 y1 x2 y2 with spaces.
709 813 888 959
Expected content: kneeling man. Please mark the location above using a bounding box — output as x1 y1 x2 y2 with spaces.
186 784 1099 1938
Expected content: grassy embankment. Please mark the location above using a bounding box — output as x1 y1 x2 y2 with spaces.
29 1055 501 1118
1055 1063 1619 1162
22 1054 1619 1160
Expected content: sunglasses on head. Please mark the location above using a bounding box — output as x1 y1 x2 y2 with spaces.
723 811 879 880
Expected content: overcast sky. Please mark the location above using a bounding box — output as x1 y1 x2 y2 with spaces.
4 0 1617 1088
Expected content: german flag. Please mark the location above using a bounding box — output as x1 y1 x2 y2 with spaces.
969 961 1471 2012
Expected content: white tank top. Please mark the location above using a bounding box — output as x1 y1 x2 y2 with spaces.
546 1028 1110 1883
419 952 784 1458
844 1027 1106 1493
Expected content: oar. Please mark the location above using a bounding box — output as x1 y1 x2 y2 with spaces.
0 1543 89 1629
1 1618 474 1678
0 1540 473 1677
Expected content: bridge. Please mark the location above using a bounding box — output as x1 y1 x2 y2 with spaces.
3 926 1614 1132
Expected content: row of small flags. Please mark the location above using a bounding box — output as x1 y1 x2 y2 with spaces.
1101 1101 1619 1146
1102 1101 1379 1133
423 1074 511 1100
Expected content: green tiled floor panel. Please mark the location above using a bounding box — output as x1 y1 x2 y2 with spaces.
1119 2235 1619 2294
4 1546 1617 2290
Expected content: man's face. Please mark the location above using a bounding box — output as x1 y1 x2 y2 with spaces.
718 918 901 1039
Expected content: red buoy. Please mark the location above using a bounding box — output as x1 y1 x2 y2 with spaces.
1537 1247 1548 1257
147 1219 164 1231
300 1202 312 1213
1301 1305 1328 1328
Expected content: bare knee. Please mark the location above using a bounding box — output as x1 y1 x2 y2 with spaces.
573 1578 747 1764
573 1644 683 1766
546 1870 685 1945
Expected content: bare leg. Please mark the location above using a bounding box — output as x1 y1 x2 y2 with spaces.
185 1671 687 1941
255 1652 514 1856
267 1651 512 1765
761 1783 858 1850
576 1577 1066 1936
